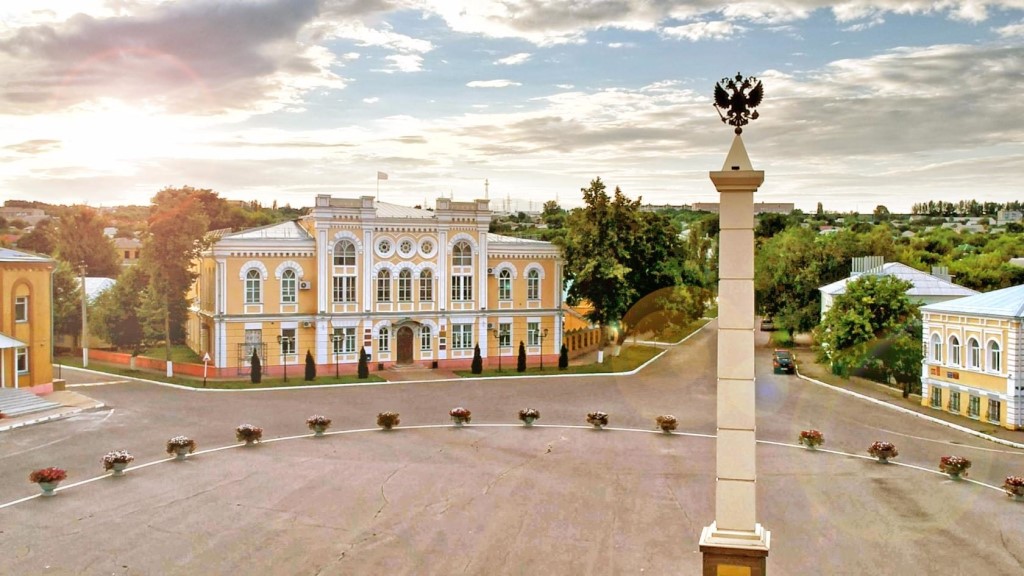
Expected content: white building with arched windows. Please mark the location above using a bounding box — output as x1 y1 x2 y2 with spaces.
187 195 564 375
920 284 1024 430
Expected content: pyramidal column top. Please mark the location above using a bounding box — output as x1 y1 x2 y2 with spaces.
722 134 753 171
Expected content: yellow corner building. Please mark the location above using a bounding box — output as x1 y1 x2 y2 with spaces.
187 196 564 376
920 284 1024 430
0 248 54 389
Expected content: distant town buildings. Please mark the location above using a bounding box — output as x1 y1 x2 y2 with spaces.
113 237 142 266
691 202 794 214
0 206 48 227
997 209 1023 224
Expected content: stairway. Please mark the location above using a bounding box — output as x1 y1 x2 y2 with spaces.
0 388 60 418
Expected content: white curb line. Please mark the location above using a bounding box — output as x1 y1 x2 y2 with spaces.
0 403 107 433
796 371 1024 451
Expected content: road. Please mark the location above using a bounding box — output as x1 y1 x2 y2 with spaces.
2 322 1022 574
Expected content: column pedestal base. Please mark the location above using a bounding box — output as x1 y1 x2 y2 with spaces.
699 522 770 576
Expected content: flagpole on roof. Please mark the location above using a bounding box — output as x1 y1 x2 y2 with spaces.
376 171 388 201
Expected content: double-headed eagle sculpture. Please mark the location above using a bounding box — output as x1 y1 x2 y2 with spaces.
714 73 763 134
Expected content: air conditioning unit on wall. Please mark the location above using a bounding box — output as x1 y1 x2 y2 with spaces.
299 281 312 290
302 321 313 328
487 322 494 330
487 267 494 275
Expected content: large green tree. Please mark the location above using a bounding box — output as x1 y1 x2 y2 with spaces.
51 260 83 342
91 265 149 352
561 178 683 329
814 275 922 390
16 218 57 255
139 187 211 362
54 206 121 277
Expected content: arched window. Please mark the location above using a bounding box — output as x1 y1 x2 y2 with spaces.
930 333 942 363
527 269 540 300
498 269 512 300
245 269 262 303
377 270 391 302
949 335 961 366
419 269 434 301
420 326 432 350
398 269 412 302
967 338 981 369
281 269 297 304
334 240 356 266
379 327 390 352
988 341 1002 372
453 241 472 266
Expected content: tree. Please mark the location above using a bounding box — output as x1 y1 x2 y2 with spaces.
471 344 483 374
51 260 83 343
250 349 262 384
814 275 921 388
16 218 56 254
541 200 566 229
140 187 211 364
357 348 369 378
816 202 824 217
91 265 149 352
304 350 316 381
517 341 527 372
755 213 788 240
54 206 121 277
558 343 569 370
561 178 683 329
873 205 891 222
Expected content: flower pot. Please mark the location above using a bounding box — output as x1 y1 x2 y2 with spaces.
381 424 394 430
244 439 257 446
592 424 604 430
174 447 190 461
38 481 59 496
522 417 535 427
112 462 128 476
948 472 962 480
452 419 465 427
804 443 817 451
876 456 889 464
313 425 326 437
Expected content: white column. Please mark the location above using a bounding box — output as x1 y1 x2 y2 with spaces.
700 134 770 558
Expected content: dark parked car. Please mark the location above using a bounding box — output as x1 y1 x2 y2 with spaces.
773 349 795 374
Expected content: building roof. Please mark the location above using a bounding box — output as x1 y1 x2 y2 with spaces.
486 233 551 245
374 202 435 219
921 284 1024 318
220 221 312 240
0 247 51 263
819 262 978 298
81 277 116 301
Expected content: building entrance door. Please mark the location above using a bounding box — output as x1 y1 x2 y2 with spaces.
397 326 414 365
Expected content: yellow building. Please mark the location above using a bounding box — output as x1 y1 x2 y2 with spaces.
920 284 1024 430
0 248 54 389
187 196 564 375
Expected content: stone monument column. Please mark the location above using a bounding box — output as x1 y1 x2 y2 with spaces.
699 73 770 575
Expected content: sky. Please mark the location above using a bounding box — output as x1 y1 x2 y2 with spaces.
0 1 1022 214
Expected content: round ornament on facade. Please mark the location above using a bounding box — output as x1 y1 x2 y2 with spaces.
419 238 436 258
398 238 415 258
375 238 395 258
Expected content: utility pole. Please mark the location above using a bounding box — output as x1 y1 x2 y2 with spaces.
80 263 88 368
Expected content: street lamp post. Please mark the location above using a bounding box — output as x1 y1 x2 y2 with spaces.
277 335 290 383
492 329 502 372
333 334 340 378
539 328 549 370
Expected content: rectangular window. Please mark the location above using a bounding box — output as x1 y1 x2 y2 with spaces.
988 399 1001 423
930 387 942 408
451 275 472 301
452 323 473 349
244 329 262 360
527 322 540 346
968 396 980 418
948 391 961 412
989 345 1002 373
333 327 356 354
15 347 28 373
377 275 391 302
333 276 356 303
419 273 434 301
281 276 297 304
498 273 512 300
527 275 540 300
498 322 511 348
281 328 296 355
420 326 432 351
398 274 412 302
15 296 28 322
379 328 391 352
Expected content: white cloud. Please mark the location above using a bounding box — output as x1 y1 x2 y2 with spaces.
995 20 1024 37
466 79 522 88
495 52 531 65
662 21 745 41
843 15 885 31
607 42 634 48
363 97 380 103
381 53 425 73
556 84 574 89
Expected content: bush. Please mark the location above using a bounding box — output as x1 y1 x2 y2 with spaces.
304 350 316 381
250 349 262 384
471 343 482 374
559 343 569 370
517 341 526 372
358 348 369 379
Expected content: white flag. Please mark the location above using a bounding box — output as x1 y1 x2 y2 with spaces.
377 171 388 180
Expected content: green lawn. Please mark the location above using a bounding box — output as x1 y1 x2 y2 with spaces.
54 356 385 389
645 318 710 344
454 344 663 378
